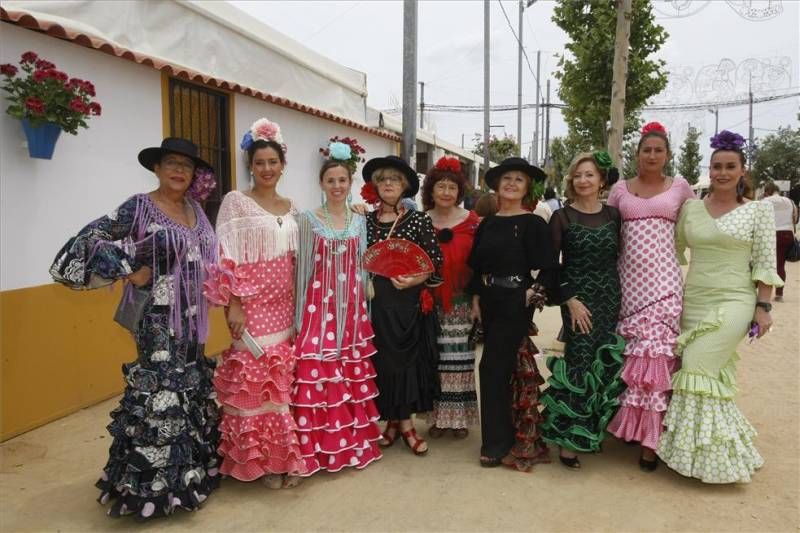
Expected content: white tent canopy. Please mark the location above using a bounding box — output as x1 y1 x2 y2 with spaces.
2 0 370 123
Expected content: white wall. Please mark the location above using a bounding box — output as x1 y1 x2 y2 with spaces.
0 24 397 291
0 25 164 291
234 96 396 211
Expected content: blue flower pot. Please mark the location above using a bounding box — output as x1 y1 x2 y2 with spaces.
21 119 62 159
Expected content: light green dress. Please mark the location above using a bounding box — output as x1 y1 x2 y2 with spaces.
657 199 783 483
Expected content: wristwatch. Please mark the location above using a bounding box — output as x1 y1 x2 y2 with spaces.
755 301 772 312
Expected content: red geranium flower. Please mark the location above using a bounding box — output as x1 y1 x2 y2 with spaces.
89 101 102 116
81 80 96 97
360 182 380 204
20 51 38 64
0 64 17 77
34 59 55 70
32 69 49 82
69 97 89 114
25 97 46 114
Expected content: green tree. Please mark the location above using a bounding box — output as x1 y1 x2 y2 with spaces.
621 138 638 178
472 134 520 163
752 126 800 187
552 0 669 148
547 133 591 188
677 126 703 185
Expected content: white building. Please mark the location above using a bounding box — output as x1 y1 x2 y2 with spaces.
0 0 484 440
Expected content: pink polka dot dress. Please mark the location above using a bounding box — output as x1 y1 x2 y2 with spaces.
204 191 305 481
292 211 382 475
605 177 695 450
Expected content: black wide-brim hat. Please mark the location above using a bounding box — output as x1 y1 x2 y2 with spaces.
362 155 420 198
138 137 212 172
484 157 546 191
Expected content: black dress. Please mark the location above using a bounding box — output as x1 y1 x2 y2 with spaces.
467 213 554 459
367 210 444 420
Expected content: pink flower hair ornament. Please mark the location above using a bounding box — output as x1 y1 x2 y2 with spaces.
240 117 288 158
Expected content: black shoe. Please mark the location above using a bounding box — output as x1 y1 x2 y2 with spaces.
639 456 658 472
559 455 581 469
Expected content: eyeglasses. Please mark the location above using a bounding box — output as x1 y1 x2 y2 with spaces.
375 175 403 184
160 158 195 174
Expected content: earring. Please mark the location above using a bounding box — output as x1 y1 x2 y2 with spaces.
347 192 353 206
736 177 745 197
320 191 327 207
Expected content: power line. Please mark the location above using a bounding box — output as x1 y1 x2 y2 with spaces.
497 0 539 87
382 91 799 114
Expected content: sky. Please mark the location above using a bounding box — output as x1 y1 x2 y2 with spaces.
229 0 799 171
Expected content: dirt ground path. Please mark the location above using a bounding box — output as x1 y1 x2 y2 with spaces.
2 262 798 532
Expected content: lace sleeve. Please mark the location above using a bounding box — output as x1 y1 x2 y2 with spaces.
49 195 139 289
548 209 574 304
751 202 784 287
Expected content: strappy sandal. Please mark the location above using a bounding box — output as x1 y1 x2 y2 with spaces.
281 475 303 489
263 474 283 490
379 421 400 448
401 428 428 456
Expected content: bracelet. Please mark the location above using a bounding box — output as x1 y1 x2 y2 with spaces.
755 301 772 312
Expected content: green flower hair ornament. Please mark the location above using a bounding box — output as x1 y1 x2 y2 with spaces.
529 180 545 203
593 150 613 170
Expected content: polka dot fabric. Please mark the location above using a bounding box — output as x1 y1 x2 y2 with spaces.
656 200 781 483
605 178 695 449
292 213 383 476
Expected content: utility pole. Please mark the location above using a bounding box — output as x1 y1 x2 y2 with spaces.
708 107 719 134
544 78 551 166
532 50 541 165
419 81 425 130
483 0 490 173
402 0 418 167
748 75 754 169
516 0 523 156
607 0 632 167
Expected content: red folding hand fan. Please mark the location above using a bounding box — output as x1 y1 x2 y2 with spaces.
363 238 435 278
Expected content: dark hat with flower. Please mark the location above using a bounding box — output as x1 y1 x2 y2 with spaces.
138 137 212 172
362 155 419 198
484 157 546 191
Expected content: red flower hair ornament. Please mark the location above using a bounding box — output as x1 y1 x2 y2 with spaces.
641 121 667 136
360 182 380 205
434 156 461 174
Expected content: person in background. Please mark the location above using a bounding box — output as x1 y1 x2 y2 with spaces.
761 181 797 301
544 187 563 213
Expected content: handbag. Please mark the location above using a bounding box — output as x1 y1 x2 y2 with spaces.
114 284 150 334
786 236 800 262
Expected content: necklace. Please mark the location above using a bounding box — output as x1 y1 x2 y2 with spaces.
322 203 352 240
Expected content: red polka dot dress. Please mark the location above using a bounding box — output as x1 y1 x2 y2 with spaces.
292 211 382 475
204 191 305 481
605 177 695 450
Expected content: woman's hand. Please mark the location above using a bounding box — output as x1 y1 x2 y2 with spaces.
390 273 428 290
227 298 246 340
127 266 152 288
470 295 481 324
566 297 592 334
350 203 370 216
753 307 772 338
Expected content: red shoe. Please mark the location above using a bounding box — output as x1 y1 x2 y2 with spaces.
401 428 428 456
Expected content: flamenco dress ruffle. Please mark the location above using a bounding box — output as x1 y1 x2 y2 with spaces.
206 257 305 481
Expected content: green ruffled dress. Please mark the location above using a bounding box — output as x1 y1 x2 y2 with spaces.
540 206 626 453
656 199 783 483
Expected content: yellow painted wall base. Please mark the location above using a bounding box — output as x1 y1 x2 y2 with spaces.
0 283 230 441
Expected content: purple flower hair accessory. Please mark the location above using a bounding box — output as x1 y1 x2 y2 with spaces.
188 167 217 202
710 130 746 151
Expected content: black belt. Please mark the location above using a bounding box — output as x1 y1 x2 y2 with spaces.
481 274 526 289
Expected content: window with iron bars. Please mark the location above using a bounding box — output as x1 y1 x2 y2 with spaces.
168 78 231 225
